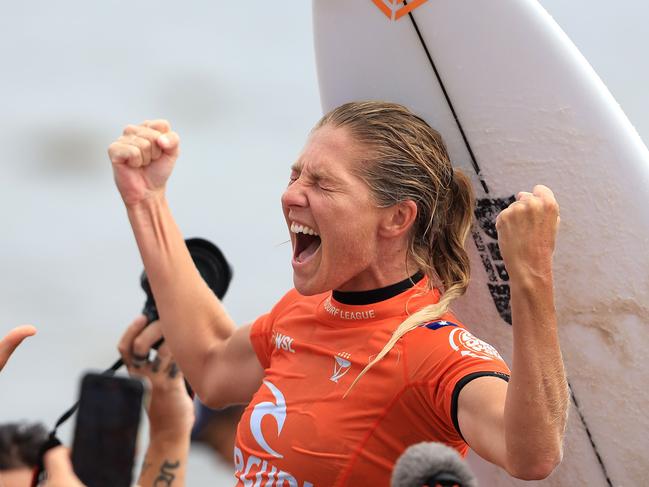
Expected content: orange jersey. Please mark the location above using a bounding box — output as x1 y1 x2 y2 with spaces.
234 279 510 486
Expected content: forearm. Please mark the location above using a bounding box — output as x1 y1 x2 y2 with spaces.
137 434 190 487
126 194 236 385
504 272 568 478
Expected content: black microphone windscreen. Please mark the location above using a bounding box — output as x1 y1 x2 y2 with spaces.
391 442 477 487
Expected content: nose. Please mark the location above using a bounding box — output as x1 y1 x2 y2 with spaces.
281 179 308 209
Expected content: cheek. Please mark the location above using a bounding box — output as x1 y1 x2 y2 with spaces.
325 222 375 262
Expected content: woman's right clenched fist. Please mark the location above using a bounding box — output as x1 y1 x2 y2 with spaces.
108 119 180 207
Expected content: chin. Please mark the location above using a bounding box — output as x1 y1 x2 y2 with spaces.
292 274 330 296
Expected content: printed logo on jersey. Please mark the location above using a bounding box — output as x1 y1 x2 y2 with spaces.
423 320 458 331
250 380 286 458
449 328 503 361
235 381 315 486
330 352 352 383
273 332 295 353
372 0 429 21
323 297 376 321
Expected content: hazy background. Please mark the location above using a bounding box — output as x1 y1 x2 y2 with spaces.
0 1 647 484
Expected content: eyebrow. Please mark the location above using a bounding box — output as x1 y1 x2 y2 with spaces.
290 161 342 185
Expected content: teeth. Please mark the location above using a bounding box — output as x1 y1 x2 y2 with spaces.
291 222 319 236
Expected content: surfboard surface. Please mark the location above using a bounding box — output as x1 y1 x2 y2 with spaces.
313 1 649 485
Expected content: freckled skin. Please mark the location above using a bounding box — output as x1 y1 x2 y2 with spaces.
281 126 396 295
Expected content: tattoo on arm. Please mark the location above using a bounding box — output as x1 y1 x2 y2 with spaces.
153 459 180 486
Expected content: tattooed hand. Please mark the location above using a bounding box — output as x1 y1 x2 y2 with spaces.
119 315 195 440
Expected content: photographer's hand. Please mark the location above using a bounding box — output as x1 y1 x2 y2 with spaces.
40 446 85 487
119 315 193 487
0 325 36 372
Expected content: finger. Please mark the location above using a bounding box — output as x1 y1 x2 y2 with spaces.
122 124 140 136
165 361 181 379
532 184 555 200
143 119 171 133
117 315 149 366
126 135 153 167
532 185 560 218
149 353 163 373
123 126 163 160
155 342 172 360
516 191 534 202
43 446 75 479
152 343 175 374
132 320 163 360
495 208 505 231
108 142 143 168
156 131 180 157
0 325 36 371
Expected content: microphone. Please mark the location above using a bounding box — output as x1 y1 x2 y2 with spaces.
391 442 478 487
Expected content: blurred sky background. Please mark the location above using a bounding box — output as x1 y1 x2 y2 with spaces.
0 1 647 484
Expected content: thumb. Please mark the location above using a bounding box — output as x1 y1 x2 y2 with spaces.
44 446 82 483
156 131 180 157
0 325 36 371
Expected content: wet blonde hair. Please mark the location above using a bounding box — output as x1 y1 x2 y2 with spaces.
314 101 474 393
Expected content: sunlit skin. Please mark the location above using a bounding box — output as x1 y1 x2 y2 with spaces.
281 126 418 295
107 116 566 479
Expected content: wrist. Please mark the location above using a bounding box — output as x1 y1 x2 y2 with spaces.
125 190 167 213
149 428 192 448
506 261 554 291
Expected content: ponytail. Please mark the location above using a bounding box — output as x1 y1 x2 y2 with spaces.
344 171 474 397
314 101 475 397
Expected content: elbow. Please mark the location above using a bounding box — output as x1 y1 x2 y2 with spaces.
195 384 226 410
507 449 563 480
194 374 238 410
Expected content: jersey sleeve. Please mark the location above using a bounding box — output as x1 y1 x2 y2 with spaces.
249 312 274 369
248 288 303 369
433 324 510 439
410 320 511 441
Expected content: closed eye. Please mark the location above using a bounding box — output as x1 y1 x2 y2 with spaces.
288 168 300 185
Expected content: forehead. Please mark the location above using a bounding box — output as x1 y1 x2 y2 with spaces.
292 126 363 180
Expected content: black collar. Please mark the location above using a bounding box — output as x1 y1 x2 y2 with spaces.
332 271 425 305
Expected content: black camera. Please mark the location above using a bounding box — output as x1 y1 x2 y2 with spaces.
140 237 233 324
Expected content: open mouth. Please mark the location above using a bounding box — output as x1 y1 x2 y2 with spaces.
291 222 322 264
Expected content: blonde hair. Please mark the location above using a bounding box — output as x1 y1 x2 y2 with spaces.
314 101 474 393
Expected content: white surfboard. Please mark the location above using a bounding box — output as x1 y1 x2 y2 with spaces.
313 1 649 485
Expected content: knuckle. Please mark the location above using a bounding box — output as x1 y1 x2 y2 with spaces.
132 337 150 355
545 199 559 213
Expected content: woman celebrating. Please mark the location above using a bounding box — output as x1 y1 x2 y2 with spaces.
109 102 567 485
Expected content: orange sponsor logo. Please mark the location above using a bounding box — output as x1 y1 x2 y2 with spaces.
372 0 429 21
